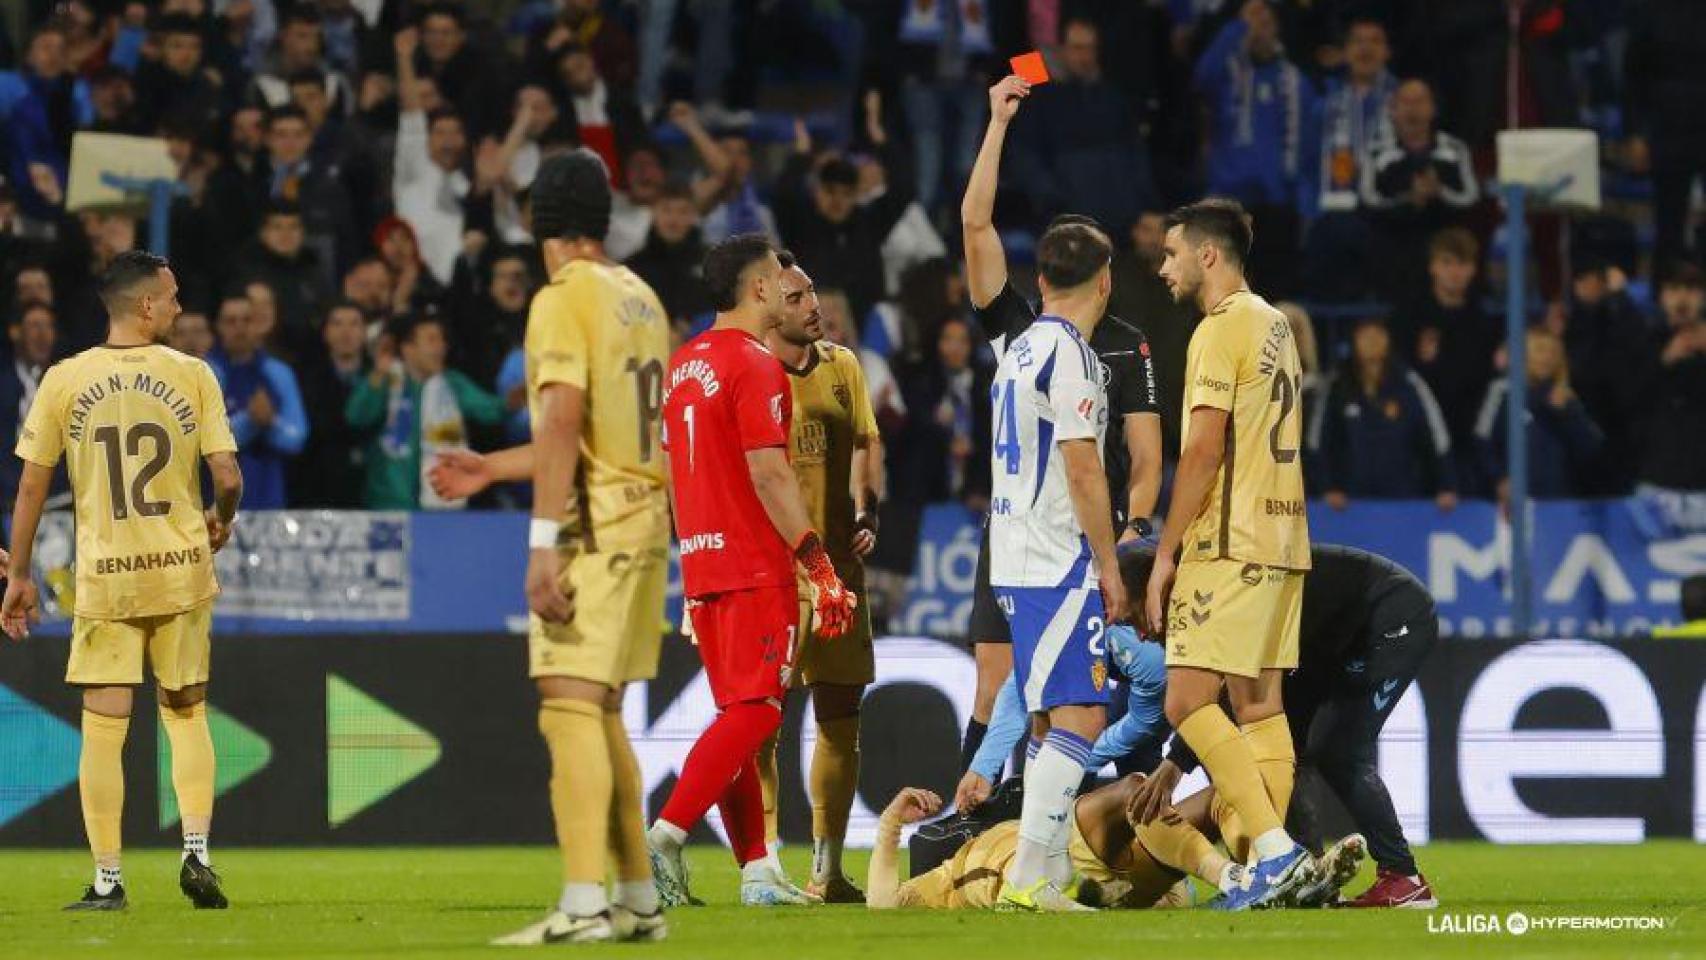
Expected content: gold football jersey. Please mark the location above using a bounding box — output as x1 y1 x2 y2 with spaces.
1179 290 1311 570
525 259 671 547
16 345 237 619
897 821 1020 909
784 341 877 563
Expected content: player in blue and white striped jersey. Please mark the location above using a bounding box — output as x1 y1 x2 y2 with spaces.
985 221 1130 912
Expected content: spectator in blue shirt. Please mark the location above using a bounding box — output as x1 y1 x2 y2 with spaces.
1475 328 1605 502
1310 316 1458 511
0 24 93 218
1194 0 1318 296
1301 17 1395 302
208 293 309 509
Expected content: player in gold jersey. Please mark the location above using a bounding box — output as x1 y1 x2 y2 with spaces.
1144 198 1316 910
864 777 1249 911
3 251 243 911
751 251 884 904
427 151 670 945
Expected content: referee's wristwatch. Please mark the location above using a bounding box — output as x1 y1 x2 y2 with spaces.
1126 517 1154 540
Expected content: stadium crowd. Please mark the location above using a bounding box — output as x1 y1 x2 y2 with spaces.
0 0 1702 533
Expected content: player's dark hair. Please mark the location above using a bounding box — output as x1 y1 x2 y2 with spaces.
1037 221 1112 290
1118 542 1157 599
1047 212 1106 234
701 234 775 312
1165 198 1253 267
777 249 798 271
98 250 170 313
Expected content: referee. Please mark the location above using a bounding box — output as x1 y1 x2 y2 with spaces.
1122 543 1441 909
958 75 1164 770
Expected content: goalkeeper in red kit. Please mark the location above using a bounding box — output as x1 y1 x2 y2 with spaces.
647 234 859 907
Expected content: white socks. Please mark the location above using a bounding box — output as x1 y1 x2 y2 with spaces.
94 864 123 895
1253 828 1295 861
1008 729 1093 890
183 832 209 864
648 820 687 851
740 859 777 884
558 882 609 917
614 879 659 915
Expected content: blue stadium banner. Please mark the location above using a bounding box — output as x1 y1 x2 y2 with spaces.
21 498 1702 636
896 498 1706 638
26 510 685 636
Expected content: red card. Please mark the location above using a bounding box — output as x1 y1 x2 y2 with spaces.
1010 51 1050 86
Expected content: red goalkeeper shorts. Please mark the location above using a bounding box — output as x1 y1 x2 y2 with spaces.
688 585 800 708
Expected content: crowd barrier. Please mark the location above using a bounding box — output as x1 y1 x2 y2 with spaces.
20 497 1704 638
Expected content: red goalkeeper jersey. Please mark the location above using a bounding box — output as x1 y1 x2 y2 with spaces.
663 327 796 598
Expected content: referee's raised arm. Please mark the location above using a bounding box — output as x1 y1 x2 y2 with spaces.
962 75 1031 311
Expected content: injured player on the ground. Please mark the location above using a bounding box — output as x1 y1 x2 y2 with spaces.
865 776 1365 911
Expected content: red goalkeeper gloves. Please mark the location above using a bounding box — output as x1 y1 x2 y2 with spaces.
795 531 857 637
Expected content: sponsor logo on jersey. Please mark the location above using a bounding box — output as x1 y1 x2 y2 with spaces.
770 394 784 424
833 383 851 410
1240 563 1263 587
1265 498 1307 517
1076 397 1095 421
1196 375 1230 393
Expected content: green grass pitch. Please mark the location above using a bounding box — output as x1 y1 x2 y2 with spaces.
0 843 1699 959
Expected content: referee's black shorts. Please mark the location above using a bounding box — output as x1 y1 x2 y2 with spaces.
966 522 1011 645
